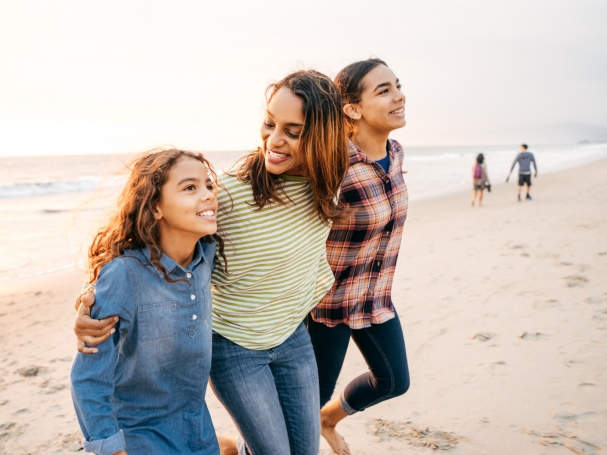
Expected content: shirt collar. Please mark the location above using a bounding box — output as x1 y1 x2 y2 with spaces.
348 139 396 165
139 240 206 278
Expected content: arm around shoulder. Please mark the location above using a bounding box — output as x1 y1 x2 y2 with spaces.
70 259 135 453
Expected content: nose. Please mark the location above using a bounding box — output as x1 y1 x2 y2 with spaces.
200 184 217 202
395 90 405 104
267 129 284 149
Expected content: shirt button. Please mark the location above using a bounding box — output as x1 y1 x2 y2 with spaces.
192 314 198 320
190 294 196 300
186 273 192 278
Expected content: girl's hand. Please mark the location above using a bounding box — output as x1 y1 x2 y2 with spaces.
74 292 118 354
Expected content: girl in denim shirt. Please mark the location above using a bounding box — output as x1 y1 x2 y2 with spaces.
70 149 225 455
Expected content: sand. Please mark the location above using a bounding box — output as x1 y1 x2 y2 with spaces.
1 159 606 454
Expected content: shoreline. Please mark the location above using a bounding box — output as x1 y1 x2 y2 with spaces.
3 150 607 285
1 159 606 453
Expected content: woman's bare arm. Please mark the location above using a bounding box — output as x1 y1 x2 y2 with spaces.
75 292 118 354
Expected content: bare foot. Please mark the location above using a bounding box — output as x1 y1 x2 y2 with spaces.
321 423 351 455
216 433 238 455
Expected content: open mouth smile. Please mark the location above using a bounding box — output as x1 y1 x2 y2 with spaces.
389 107 405 115
196 209 216 218
267 149 291 163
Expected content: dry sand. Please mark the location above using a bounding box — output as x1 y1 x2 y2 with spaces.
1 159 605 454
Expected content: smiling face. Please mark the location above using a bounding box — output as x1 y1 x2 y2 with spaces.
349 64 406 135
153 156 218 243
261 87 306 176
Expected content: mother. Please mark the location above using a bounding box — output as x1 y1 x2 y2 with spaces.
74 69 349 455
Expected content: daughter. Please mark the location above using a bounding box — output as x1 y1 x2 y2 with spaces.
70 148 223 454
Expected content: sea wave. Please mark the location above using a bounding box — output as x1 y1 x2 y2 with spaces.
0 177 105 199
406 152 464 162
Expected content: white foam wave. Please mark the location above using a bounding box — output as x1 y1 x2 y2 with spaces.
0 176 125 199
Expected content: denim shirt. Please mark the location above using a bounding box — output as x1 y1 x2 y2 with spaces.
69 240 219 455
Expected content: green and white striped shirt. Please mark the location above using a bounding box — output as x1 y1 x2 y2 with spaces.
211 173 334 350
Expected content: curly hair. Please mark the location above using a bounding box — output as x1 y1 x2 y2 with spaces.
88 147 227 283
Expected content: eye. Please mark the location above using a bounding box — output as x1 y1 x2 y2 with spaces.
379 88 389 95
396 84 402 90
286 131 300 139
206 183 215 191
264 121 275 129
184 184 196 191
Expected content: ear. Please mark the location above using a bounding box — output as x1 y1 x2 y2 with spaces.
152 204 163 221
343 103 361 121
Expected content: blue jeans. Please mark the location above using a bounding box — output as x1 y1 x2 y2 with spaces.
209 323 320 455
308 310 410 413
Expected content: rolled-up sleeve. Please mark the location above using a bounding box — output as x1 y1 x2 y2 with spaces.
69 259 134 454
82 429 125 455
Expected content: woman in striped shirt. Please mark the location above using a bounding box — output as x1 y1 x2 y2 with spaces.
74 70 349 455
309 59 411 455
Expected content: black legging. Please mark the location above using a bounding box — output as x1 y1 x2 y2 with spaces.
307 309 410 413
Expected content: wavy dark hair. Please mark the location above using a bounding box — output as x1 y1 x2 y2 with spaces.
335 58 388 137
231 70 349 224
88 147 227 283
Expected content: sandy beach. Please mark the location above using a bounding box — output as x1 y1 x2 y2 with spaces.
1 159 605 454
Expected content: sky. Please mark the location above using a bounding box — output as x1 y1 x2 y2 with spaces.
1 0 606 156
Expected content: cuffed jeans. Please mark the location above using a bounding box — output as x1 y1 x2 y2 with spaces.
308 310 410 413
209 323 320 455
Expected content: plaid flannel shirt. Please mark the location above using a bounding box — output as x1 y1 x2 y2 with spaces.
312 139 408 328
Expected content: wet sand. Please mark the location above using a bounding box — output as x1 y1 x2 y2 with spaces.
1 159 605 454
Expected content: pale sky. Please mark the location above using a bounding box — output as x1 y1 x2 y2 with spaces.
1 0 606 156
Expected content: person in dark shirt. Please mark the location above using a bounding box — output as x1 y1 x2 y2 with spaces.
506 144 538 201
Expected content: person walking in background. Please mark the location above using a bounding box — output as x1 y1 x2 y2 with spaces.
471 153 489 207
506 144 537 201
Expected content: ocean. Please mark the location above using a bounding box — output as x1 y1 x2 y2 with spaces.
1 143 606 283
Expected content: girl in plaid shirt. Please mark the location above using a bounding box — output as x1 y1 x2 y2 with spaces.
308 59 410 455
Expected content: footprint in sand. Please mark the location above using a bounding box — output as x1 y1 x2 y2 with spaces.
518 331 549 340
563 275 589 287
15 365 41 377
0 422 25 449
524 427 602 454
592 309 607 321
368 418 463 451
472 332 495 342
40 379 67 394
533 299 560 309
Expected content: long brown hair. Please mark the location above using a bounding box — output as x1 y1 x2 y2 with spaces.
335 58 388 137
232 70 349 224
88 147 226 283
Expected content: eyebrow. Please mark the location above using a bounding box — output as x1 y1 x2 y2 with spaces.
265 110 304 128
177 177 200 185
373 79 400 92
